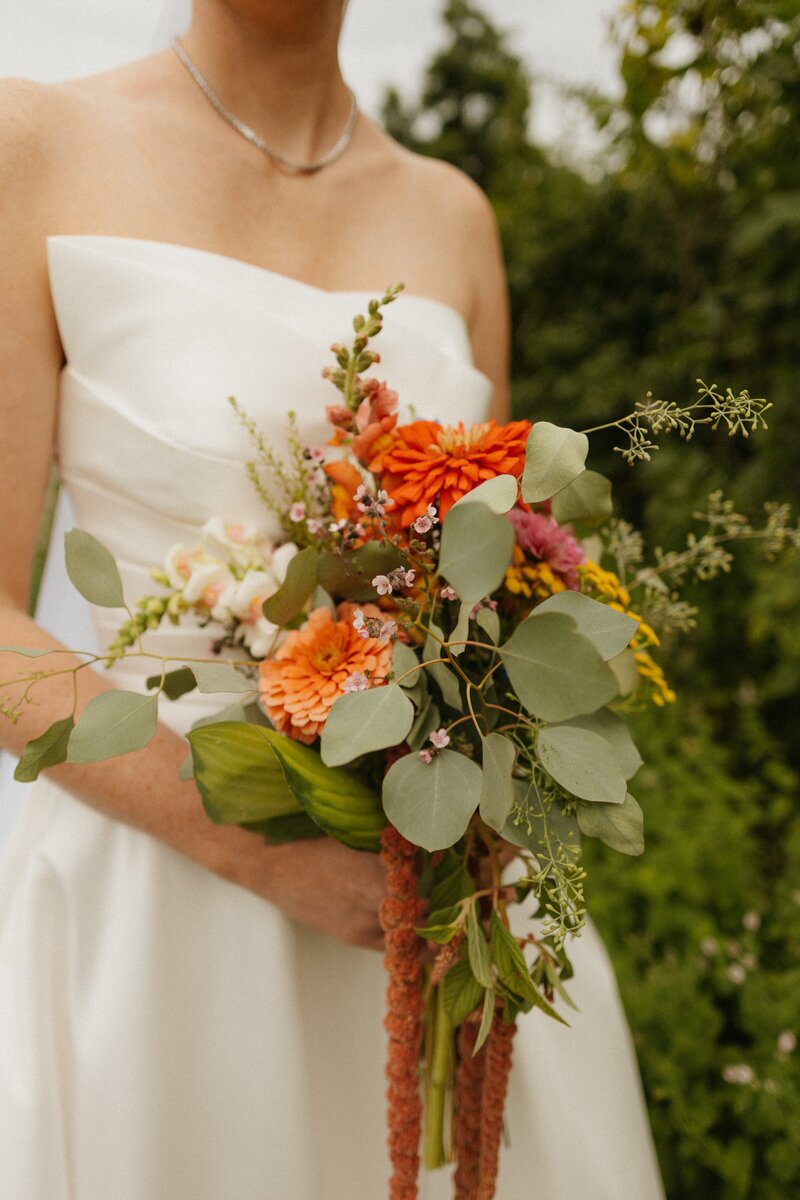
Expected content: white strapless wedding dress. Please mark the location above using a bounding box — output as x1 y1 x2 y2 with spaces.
0 236 664 1200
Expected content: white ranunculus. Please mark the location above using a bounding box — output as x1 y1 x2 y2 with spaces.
241 616 282 660
181 562 230 606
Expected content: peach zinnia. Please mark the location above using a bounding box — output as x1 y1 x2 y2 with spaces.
379 419 531 526
259 604 393 743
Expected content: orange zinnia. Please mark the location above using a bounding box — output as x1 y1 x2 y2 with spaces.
258 604 393 743
379 419 531 526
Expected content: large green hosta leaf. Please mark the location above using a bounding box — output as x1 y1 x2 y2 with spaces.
187 721 299 824
263 729 385 852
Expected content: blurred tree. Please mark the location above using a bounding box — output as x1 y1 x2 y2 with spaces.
382 4 800 1195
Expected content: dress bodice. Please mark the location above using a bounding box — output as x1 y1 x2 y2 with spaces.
47 236 493 721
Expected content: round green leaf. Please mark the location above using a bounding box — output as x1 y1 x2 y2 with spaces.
535 591 639 661
67 690 158 763
479 731 517 832
521 423 588 504
453 473 518 514
192 662 255 694
550 470 613 526
261 546 318 626
383 748 483 851
14 716 74 782
499 611 618 721
553 709 643 780
536 724 627 805
321 682 414 767
439 502 515 604
576 793 644 855
64 529 125 608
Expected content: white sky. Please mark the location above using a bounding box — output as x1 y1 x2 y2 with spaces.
0 1 623 150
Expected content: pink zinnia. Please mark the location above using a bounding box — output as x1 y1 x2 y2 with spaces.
508 509 585 589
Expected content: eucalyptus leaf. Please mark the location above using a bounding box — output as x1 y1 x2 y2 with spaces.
479 732 517 832
13 716 74 782
261 546 318 625
501 777 581 853
576 792 645 855
550 470 613 526
439 501 515 604
467 904 493 988
311 585 336 615
407 696 441 752
67 691 158 764
192 661 255 694
391 640 422 687
536 725 627 805
0 645 59 657
186 721 299 824
146 666 197 700
453 473 518 514
321 683 414 767
521 423 588 504
423 625 462 711
554 709 643 780
64 529 125 608
475 607 500 644
442 959 484 1025
499 611 618 721
608 648 639 697
382 748 483 851
535 591 638 661
447 602 472 658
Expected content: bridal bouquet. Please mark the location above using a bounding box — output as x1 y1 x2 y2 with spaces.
3 287 797 1199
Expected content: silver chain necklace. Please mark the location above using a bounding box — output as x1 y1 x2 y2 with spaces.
171 38 359 175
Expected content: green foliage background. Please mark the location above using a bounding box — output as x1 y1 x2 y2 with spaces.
383 2 800 1195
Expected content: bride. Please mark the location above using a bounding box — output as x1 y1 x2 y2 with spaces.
0 2 665 1196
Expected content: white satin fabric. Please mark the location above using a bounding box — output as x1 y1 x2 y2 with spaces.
0 236 664 1199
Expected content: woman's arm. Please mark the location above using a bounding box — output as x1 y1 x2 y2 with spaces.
0 80 387 948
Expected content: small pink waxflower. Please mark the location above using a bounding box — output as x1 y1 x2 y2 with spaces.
329 519 347 534
377 619 398 645
742 911 761 932
418 749 433 764
413 505 439 535
342 671 370 693
307 518 324 535
440 586 458 602
289 502 307 523
309 447 326 462
372 574 393 596
352 608 368 637
429 728 450 750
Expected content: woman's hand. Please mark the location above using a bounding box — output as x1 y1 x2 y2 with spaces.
211 828 388 951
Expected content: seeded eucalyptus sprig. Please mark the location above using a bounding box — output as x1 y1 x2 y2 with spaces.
581 379 772 465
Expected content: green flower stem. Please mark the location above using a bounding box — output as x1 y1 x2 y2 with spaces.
424 982 454 1170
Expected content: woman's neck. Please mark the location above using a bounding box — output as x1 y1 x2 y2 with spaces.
179 0 352 165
